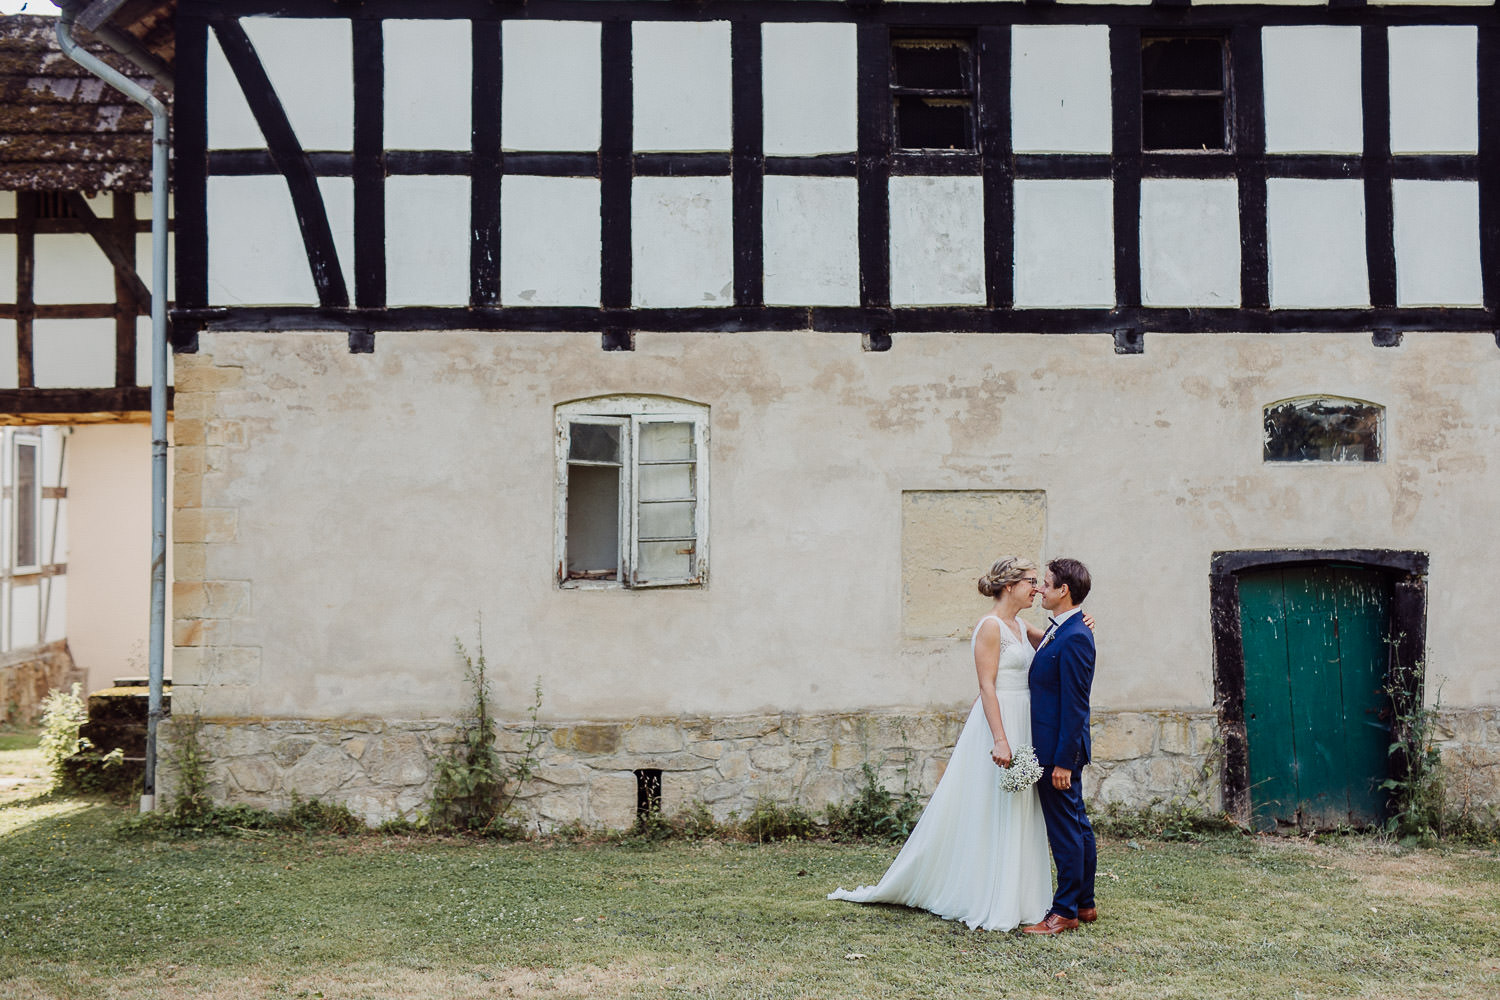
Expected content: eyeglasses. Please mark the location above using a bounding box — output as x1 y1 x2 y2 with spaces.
1020 578 1039 586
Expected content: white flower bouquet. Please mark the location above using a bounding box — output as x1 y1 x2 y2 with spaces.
999 744 1043 793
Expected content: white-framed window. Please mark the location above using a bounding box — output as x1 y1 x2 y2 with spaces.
555 396 708 589
12 433 40 574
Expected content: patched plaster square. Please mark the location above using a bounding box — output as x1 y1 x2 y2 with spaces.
902 491 1047 640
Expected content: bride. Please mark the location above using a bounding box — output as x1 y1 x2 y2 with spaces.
827 556 1056 931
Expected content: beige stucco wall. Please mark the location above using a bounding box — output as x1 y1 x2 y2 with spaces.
67 422 172 694
171 329 1499 727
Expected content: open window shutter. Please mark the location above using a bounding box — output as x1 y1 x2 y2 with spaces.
630 416 701 587
560 416 629 584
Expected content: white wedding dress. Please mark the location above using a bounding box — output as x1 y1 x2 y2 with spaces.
827 616 1053 930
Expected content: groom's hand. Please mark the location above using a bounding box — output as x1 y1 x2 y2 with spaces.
1050 767 1073 791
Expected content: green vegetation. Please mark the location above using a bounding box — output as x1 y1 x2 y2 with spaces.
427 628 544 835
1 793 1497 1000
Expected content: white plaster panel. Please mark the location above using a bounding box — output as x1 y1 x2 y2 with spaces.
631 176 734 308
240 17 352 150
135 232 176 300
633 22 732 152
84 194 113 218
0 193 14 218
0 237 14 303
1011 25 1113 154
762 176 859 306
135 317 176 389
0 322 16 389
208 176 354 306
384 19 473 151
1140 179 1241 307
11 583 38 650
32 319 116 389
43 576 66 644
1266 179 1368 308
206 31 263 149
500 176 600 306
386 175 471 307
761 23 857 156
888 176 986 306
32 235 116 305
1013 179 1115 308
1388 27 1478 154
1393 181 1483 307
502 20 601 152
134 193 175 219
1262 27 1362 154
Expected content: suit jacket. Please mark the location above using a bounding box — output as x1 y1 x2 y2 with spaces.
1028 612 1096 772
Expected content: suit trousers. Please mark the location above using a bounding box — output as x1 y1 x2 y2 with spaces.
1036 769 1097 919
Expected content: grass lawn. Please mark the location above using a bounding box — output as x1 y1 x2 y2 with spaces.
0 727 46 806
1 784 1497 999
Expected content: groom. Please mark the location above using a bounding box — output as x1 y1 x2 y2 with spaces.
1023 558 1098 936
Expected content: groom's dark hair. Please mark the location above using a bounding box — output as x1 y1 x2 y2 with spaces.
1048 558 1092 605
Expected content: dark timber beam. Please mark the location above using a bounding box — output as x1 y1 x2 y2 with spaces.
211 20 351 308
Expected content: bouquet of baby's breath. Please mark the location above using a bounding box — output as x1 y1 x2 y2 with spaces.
999 744 1043 793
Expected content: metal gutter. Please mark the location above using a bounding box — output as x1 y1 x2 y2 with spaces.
56 8 171 813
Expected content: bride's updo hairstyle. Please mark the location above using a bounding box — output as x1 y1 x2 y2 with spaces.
977 556 1038 598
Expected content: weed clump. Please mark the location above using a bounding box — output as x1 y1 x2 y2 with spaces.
425 622 544 837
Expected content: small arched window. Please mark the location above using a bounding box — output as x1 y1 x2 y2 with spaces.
1263 396 1383 463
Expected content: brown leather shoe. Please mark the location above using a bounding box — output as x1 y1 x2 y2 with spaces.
1022 913 1081 935
1077 907 1098 924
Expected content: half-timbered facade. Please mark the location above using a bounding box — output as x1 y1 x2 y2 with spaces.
0 11 175 707
167 1 1500 830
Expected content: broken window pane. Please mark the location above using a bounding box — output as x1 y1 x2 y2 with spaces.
1263 397 1383 463
566 464 620 578
1141 35 1229 152
569 422 622 464
891 37 977 151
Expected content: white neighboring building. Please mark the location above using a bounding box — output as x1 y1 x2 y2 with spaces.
0 13 173 713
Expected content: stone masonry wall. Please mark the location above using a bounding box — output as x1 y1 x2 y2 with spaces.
0 640 85 724
158 707 1224 829
1436 708 1500 820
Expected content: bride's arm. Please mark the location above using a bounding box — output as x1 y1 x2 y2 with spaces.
973 621 1012 768
1024 621 1046 649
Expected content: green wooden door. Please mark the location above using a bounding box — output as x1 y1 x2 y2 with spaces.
1237 565 1392 830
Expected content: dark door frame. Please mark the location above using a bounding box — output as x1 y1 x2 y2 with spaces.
1210 549 1428 826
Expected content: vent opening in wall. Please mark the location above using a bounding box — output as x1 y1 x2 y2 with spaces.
1263 396 1383 463
890 36 976 151
635 768 662 822
35 192 78 220
1141 35 1230 152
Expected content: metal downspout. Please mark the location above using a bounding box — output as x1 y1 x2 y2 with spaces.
56 11 171 812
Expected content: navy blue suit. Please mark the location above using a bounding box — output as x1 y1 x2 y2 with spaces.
1028 611 1097 920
